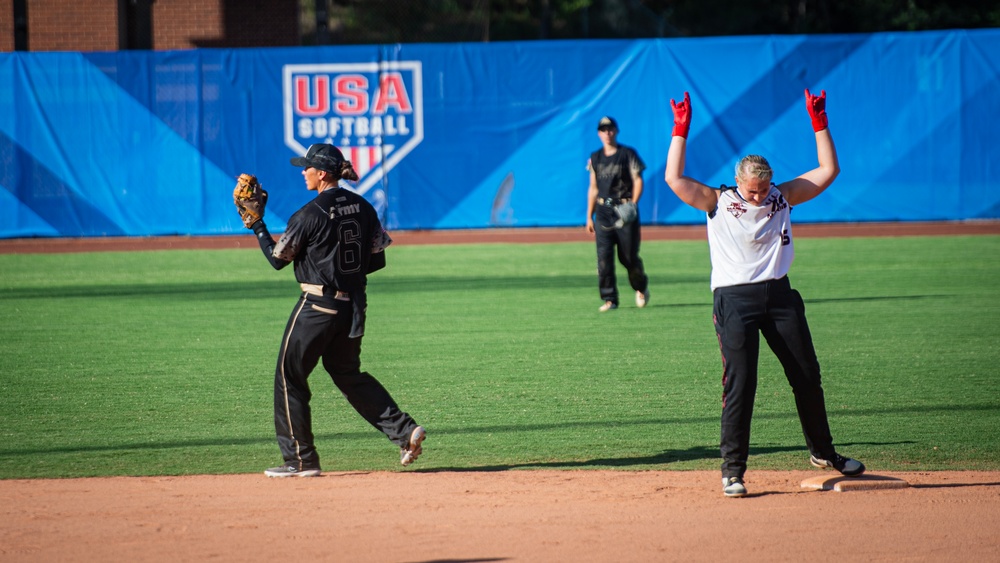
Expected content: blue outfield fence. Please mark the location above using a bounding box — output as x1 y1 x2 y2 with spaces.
1 29 998 238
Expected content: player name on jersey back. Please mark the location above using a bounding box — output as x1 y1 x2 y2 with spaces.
329 202 362 218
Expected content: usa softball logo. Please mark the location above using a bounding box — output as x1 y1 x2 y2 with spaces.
283 61 424 196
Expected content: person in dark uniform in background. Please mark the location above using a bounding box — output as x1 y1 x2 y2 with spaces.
663 90 864 497
586 116 651 312
246 143 425 477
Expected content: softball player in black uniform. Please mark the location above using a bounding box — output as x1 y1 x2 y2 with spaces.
247 143 424 477
664 90 864 497
586 116 651 312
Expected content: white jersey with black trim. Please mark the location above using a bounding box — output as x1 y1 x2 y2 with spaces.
707 185 794 290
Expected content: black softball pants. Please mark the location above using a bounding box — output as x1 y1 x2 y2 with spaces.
712 276 837 479
594 205 648 305
273 293 419 470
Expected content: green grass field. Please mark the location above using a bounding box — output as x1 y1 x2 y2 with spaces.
1 235 998 479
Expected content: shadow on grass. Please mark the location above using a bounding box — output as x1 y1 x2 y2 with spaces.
805 294 952 304
422 445 722 472
419 441 915 472
0 280 296 300
0 276 948 302
7 398 990 457
0 274 601 300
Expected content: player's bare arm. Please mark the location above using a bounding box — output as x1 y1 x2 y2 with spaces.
665 137 718 212
631 173 644 204
778 89 841 206
663 92 719 213
586 167 599 233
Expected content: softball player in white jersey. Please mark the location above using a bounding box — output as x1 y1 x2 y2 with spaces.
664 89 865 497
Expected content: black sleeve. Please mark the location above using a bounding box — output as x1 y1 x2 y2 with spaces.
367 251 386 273
251 220 291 270
366 217 391 274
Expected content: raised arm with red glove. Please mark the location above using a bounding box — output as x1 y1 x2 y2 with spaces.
805 88 828 132
670 91 692 138
664 91 719 212
778 88 840 205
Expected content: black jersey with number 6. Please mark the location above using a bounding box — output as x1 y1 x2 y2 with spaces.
273 187 382 291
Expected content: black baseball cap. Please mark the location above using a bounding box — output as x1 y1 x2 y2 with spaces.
290 143 346 173
597 116 618 130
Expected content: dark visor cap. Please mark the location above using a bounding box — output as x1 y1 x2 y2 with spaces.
597 116 618 131
290 144 346 173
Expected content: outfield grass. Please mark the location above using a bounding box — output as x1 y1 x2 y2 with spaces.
1 235 998 479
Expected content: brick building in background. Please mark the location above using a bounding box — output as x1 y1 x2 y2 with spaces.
0 0 299 52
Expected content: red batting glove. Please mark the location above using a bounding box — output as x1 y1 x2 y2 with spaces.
670 91 692 138
805 88 828 132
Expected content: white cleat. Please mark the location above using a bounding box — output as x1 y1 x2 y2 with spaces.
599 301 618 312
636 289 649 308
722 477 747 497
400 426 426 466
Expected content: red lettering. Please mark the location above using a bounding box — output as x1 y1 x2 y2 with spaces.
294 76 329 116
335 75 369 115
373 73 412 114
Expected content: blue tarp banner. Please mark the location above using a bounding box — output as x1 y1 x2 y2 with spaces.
1 29 998 238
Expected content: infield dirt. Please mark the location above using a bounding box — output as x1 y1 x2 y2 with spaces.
2 470 998 562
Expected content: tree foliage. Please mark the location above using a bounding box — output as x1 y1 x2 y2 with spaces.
302 0 1000 44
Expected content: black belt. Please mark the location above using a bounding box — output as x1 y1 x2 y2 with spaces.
601 197 629 207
